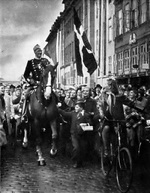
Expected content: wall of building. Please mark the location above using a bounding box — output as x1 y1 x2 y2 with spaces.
115 0 150 88
46 0 150 90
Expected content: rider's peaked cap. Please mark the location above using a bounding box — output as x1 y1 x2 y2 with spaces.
33 44 41 52
75 98 86 105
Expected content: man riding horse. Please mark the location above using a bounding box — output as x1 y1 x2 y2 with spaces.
21 44 58 166
22 44 56 121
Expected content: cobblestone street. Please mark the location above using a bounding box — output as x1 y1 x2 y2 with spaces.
1 142 150 193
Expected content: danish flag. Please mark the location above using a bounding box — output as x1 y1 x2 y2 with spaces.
74 8 97 76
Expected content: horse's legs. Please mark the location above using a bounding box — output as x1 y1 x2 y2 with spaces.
33 118 46 166
50 120 58 156
22 128 28 148
22 122 29 148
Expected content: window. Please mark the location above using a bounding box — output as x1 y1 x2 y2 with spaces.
113 15 116 39
131 47 138 68
64 44 72 65
124 49 130 70
64 19 72 38
113 54 116 74
140 0 147 24
131 0 138 28
124 3 130 32
84 1 88 28
108 56 112 74
117 10 123 36
78 76 82 85
85 77 88 84
85 0 88 16
66 72 70 85
96 30 99 50
117 52 123 71
98 66 100 77
95 0 99 18
77 6 83 23
140 43 148 68
72 42 74 62
108 18 112 42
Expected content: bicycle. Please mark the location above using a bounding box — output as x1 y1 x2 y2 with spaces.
100 117 133 193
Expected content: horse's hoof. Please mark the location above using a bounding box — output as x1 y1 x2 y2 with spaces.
38 160 46 166
50 149 57 157
22 142 28 148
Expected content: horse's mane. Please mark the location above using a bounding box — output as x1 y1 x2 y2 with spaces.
43 65 54 77
41 65 57 87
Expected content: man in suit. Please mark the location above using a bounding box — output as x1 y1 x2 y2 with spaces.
82 86 101 160
58 98 92 168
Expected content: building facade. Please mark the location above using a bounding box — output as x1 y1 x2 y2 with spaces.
45 0 150 89
46 0 99 89
114 0 150 88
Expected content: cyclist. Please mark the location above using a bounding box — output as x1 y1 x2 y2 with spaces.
101 78 135 157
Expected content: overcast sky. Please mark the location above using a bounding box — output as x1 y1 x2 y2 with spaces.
0 0 64 81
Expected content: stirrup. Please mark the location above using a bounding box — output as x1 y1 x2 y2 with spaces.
21 116 28 123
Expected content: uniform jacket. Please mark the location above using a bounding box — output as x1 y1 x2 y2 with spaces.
58 109 92 134
24 58 51 84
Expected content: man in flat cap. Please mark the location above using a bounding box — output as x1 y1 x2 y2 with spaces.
22 44 57 122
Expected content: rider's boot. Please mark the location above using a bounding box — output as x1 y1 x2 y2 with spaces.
21 99 28 123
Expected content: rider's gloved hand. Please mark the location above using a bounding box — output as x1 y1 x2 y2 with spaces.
30 79 35 85
57 102 62 107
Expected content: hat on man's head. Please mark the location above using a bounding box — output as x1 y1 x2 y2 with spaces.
95 84 102 89
16 85 21 90
33 44 41 52
10 84 15 89
75 98 86 105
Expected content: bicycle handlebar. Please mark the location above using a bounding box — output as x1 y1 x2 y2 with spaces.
103 116 126 123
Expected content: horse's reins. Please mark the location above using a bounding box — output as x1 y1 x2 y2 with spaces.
34 84 52 110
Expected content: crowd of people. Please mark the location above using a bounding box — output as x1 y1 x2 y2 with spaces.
0 44 150 168
0 84 23 147
0 78 150 168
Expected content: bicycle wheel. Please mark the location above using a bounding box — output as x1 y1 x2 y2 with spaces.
116 147 133 193
101 142 113 176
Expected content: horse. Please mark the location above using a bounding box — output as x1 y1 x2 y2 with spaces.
22 64 59 166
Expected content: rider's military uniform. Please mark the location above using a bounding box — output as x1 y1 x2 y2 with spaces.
22 57 54 122
24 58 51 85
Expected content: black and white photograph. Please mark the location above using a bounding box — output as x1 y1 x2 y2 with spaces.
0 0 150 192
